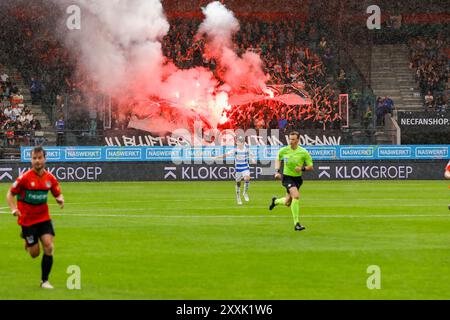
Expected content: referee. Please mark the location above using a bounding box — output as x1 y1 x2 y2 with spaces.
269 131 313 231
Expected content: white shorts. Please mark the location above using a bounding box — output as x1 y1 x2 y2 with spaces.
235 169 250 182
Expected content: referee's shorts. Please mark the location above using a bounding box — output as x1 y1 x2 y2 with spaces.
282 175 303 193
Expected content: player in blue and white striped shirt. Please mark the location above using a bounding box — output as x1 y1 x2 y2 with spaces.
215 136 253 205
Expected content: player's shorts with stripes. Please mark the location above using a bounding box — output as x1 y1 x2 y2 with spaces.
235 167 250 182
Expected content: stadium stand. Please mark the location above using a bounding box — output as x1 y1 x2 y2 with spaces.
163 18 345 131
0 64 48 155
0 0 448 152
409 34 449 111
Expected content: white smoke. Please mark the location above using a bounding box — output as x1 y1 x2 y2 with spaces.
198 1 269 91
64 0 169 98
197 1 240 51
56 0 268 131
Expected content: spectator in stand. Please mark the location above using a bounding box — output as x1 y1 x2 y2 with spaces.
349 89 361 120
337 68 349 93
11 89 24 107
55 116 65 146
435 95 447 113
6 128 15 146
31 118 42 131
255 114 265 129
30 77 43 105
318 36 328 55
278 115 288 130
308 25 320 51
24 110 34 123
269 115 278 129
18 111 27 124
362 104 372 129
384 96 394 114
322 47 335 74
27 116 44 146
88 107 98 138
3 106 12 119
376 97 387 126
1 72 9 83
424 91 434 111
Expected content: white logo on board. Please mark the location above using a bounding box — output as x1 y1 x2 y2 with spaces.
0 168 13 181
318 166 331 179
164 167 177 180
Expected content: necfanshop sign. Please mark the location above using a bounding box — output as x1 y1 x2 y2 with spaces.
0 160 446 182
398 111 450 128
398 111 450 144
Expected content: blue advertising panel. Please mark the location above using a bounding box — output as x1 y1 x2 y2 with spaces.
21 145 450 162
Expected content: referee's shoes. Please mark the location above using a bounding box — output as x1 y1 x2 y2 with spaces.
269 196 277 210
295 223 305 232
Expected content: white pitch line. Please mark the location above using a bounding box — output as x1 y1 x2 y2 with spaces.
1 212 447 219
48 198 448 206
52 213 450 218
46 199 233 205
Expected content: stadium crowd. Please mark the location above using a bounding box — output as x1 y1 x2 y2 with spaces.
164 18 345 130
1 4 348 133
0 68 42 146
5 1 449 138
409 34 449 111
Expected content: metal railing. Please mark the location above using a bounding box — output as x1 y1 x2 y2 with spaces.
384 111 401 145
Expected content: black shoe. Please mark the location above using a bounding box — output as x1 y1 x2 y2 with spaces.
269 197 277 210
295 223 305 231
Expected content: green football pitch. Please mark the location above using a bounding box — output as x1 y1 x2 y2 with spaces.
0 180 449 300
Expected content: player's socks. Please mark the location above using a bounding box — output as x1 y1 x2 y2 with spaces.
243 181 250 201
243 181 249 194
275 197 286 205
41 254 53 282
236 183 242 204
291 199 300 225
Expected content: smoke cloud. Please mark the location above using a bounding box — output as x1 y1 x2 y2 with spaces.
56 0 269 130
197 1 269 91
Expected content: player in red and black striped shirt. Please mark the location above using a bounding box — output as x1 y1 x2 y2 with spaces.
6 147 64 289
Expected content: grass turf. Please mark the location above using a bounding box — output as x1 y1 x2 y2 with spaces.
0 180 449 300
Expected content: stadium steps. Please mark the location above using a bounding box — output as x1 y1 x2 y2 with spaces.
349 44 423 112
374 130 394 144
370 45 423 111
4 67 57 145
348 44 371 82
349 44 425 144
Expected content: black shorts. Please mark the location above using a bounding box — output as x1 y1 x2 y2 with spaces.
282 175 303 193
21 220 55 247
